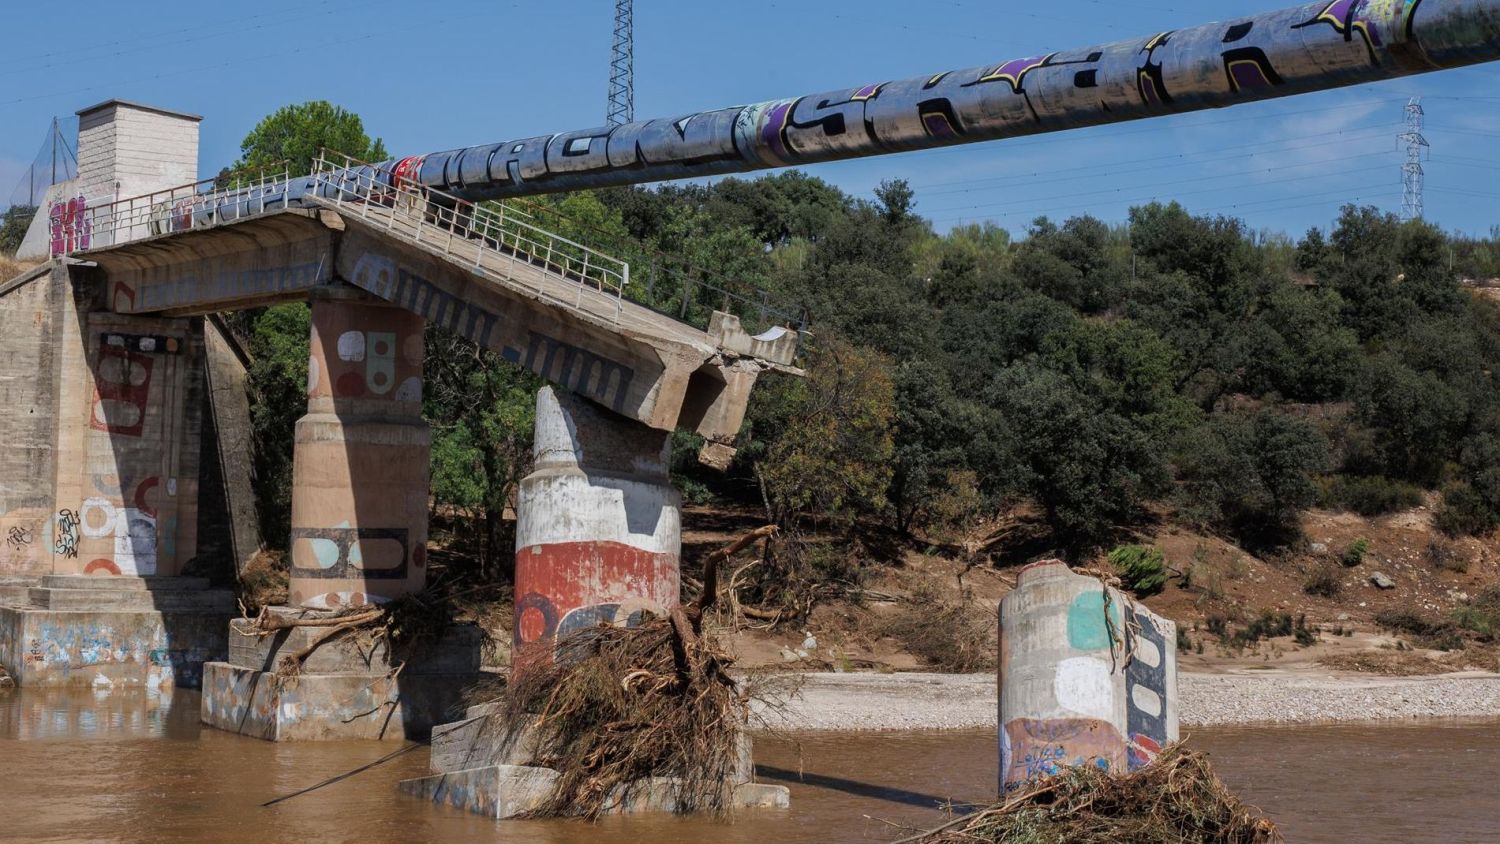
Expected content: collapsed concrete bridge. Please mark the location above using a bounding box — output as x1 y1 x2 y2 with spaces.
2 0 1500 810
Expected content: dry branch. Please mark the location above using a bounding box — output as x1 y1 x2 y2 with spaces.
903 744 1282 844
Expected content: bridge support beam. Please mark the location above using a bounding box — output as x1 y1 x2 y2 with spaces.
511 386 681 663
287 286 430 609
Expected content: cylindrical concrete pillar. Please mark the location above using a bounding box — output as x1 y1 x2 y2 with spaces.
287 287 430 609
512 386 680 656
998 560 1177 795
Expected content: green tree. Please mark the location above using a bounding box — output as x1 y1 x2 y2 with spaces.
741 337 895 529
424 328 540 575
1173 409 1329 548
233 100 389 175
1 205 36 256
243 303 312 547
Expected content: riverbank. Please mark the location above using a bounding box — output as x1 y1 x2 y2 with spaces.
749 670 1500 731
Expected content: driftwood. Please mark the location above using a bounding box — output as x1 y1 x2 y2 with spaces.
252 607 382 635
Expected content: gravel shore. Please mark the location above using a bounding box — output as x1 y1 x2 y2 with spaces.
751 671 1500 732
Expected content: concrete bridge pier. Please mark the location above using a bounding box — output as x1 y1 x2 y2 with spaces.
998 560 1179 795
200 283 479 742
512 385 681 665
287 286 430 610
400 386 789 816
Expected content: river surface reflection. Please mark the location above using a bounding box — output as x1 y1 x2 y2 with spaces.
2 686 1497 843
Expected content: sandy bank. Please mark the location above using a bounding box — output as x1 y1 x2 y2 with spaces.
749 671 1500 732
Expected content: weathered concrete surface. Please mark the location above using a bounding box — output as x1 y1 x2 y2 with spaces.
83 210 332 316
201 605 485 741
58 309 207 577
427 706 754 781
201 316 263 574
226 610 481 676
512 387 680 658
399 765 789 818
75 100 201 222
198 660 476 742
287 288 430 609
998 560 1178 794
0 602 227 688
0 263 67 578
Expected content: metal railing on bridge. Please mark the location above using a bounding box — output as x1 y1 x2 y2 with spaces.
50 163 292 255
311 150 630 322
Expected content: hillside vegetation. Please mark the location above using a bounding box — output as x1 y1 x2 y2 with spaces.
235 161 1500 649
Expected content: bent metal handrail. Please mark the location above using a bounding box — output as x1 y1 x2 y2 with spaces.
309 150 630 323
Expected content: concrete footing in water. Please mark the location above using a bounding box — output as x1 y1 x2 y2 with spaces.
0 575 233 689
398 703 790 818
998 559 1179 794
197 607 484 741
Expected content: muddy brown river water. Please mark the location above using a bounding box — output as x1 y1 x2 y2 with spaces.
2 687 1498 843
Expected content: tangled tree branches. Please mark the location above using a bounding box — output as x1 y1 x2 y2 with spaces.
245 572 504 679
902 745 1282 844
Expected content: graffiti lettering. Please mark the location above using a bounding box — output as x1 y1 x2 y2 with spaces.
53 509 80 559
7 526 32 549
386 0 1435 202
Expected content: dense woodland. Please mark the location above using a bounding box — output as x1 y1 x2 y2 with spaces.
212 104 1500 576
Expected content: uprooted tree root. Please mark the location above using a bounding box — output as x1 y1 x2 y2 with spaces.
903 745 1283 844
465 526 778 820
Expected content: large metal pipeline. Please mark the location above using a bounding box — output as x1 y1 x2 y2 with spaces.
397 0 1500 202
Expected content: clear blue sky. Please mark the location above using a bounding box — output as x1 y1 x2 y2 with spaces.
4 0 1500 238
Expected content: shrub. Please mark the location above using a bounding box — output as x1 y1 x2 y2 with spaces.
1205 615 1229 639
1437 481 1500 537
1235 610 1293 644
1341 539 1370 568
1176 627 1192 653
1304 566 1342 598
878 586 996 672
1318 475 1425 516
1294 615 1318 647
1427 539 1469 573
1109 545 1169 597
1375 609 1466 651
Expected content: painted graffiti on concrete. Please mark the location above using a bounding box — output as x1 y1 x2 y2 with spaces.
48 196 91 256
502 332 635 415
77 497 157 575
998 561 1178 793
1125 607 1172 769
289 525 410 580
394 0 1488 201
52 509 80 559
350 252 637 413
7 526 32 549
90 345 154 437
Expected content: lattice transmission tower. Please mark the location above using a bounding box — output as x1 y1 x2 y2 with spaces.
607 0 634 126
1400 97 1428 222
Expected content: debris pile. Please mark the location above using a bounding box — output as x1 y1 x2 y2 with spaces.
466 526 777 819
909 745 1282 844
